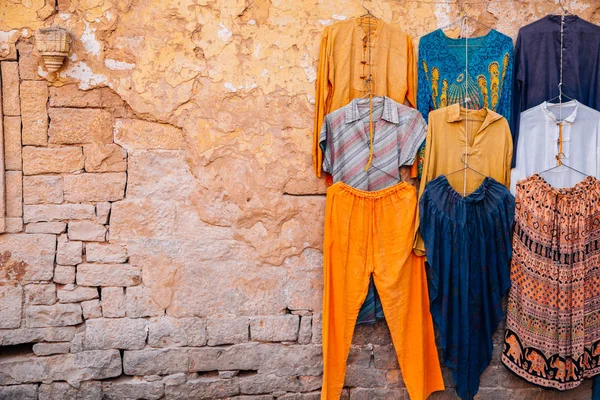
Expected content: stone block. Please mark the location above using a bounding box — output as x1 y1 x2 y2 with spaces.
49 84 125 108
68 221 107 242
114 118 185 151
0 350 121 385
373 345 399 370
147 317 207 347
48 108 113 145
164 377 239 400
85 318 147 350
23 175 63 205
24 204 95 223
6 171 23 217
25 221 66 234
283 249 323 312
38 381 102 400
32 342 71 356
101 287 126 317
349 388 407 400
344 365 388 388
4 116 22 170
53 265 75 285
312 313 321 344
5 218 24 233
126 286 163 318
0 384 38 400
2 61 20 115
86 243 128 263
298 316 312 345
207 317 250 346
56 237 83 265
250 315 299 342
18 50 41 81
102 378 165 400
0 326 76 346
255 345 322 377
81 299 102 319
77 264 142 287
95 202 111 224
63 173 126 203
239 374 321 395
25 303 82 328
0 234 56 282
123 348 190 375
20 81 48 145
24 283 56 305
57 285 98 303
22 146 84 175
0 284 23 328
83 143 127 172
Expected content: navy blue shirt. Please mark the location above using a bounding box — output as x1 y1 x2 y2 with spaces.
512 15 600 165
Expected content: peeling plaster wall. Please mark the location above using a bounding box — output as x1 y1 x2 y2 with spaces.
0 0 599 399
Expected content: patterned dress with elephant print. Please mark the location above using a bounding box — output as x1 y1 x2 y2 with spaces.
502 174 600 390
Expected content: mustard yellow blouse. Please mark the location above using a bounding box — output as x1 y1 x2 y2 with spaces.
313 17 417 177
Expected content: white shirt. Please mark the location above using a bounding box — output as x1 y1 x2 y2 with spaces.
511 100 600 194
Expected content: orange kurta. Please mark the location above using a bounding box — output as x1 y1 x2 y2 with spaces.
313 17 417 177
322 181 444 400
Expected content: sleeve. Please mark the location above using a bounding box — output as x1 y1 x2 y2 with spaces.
405 34 417 108
319 117 333 174
399 111 428 166
510 32 524 168
413 118 435 256
313 28 333 178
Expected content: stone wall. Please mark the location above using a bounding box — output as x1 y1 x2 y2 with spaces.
0 1 599 399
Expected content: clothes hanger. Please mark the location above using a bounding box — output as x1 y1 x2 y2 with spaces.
549 0 573 16
539 153 588 178
444 152 487 196
359 0 379 19
437 4 494 45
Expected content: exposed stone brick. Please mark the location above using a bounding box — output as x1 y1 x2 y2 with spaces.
298 316 312 345
373 345 399 370
20 80 48 145
49 84 126 108
0 350 121 385
23 175 63 205
0 326 76 346
312 313 322 344
348 388 407 400
5 170 23 217
344 366 388 388
84 143 128 172
22 146 84 175
5 217 24 233
164 377 240 399
207 317 250 346
56 236 83 265
95 202 111 224
24 283 56 305
239 374 321 395
81 299 102 319
68 221 107 242
125 285 164 318
48 108 113 145
38 381 102 400
63 172 126 203
102 378 165 400
0 233 56 282
147 316 207 347
86 243 128 263
53 265 75 285
250 315 299 342
25 221 66 234
24 203 95 223
4 116 22 170
1 61 20 116
85 318 148 350
77 263 142 287
123 348 190 376
114 118 185 151
25 303 82 328
0 384 38 400
101 287 126 317
18 42 41 81
32 342 71 356
57 285 98 303
0 284 23 328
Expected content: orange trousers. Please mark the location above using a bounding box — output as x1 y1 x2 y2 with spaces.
321 181 444 399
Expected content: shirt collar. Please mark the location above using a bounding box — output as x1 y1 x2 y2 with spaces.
445 103 504 131
541 100 578 124
345 96 400 124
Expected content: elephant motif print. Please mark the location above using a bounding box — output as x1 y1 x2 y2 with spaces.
526 350 548 378
504 331 523 366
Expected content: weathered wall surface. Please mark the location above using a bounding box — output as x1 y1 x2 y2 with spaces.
0 0 599 399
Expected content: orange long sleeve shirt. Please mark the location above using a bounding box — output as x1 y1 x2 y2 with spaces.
313 17 417 177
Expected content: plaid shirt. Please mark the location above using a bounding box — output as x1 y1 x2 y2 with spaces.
320 96 426 191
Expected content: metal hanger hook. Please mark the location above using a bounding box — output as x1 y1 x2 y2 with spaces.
460 152 470 166
362 0 373 15
558 0 567 14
